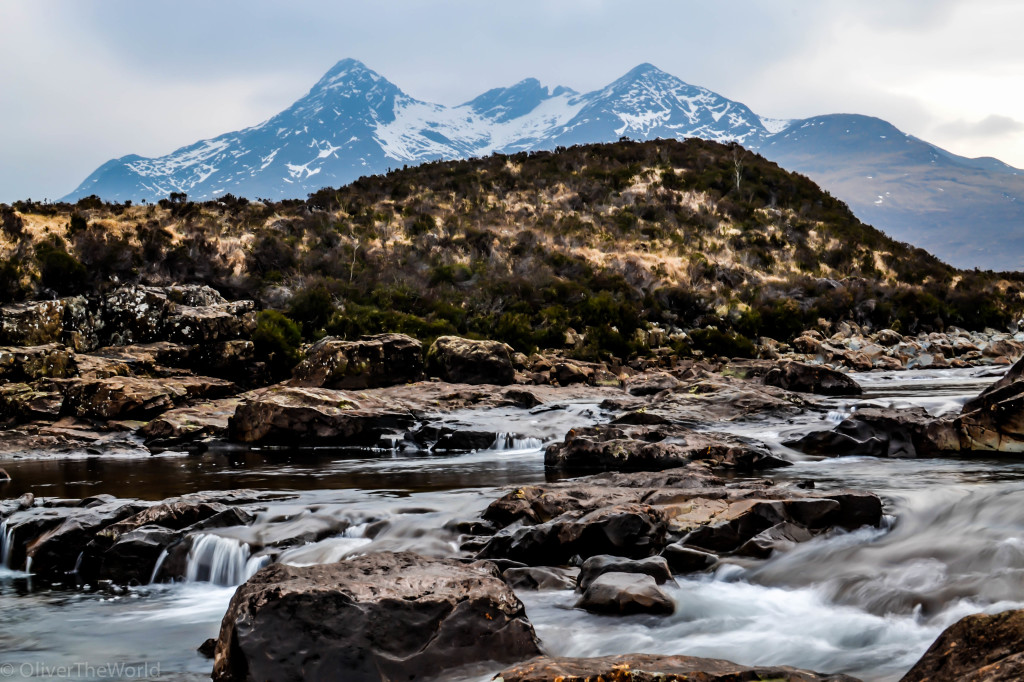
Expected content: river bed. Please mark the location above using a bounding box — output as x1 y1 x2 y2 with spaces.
2 367 1021 681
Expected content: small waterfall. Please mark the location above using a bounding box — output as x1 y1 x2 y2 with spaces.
490 433 545 451
149 549 169 584
184 534 264 586
0 521 13 568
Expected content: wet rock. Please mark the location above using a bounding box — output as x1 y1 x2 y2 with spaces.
139 398 241 446
660 543 718 573
198 638 218 660
101 500 230 539
25 500 148 581
478 503 667 566
901 608 1024 682
212 551 542 682
494 653 862 681
545 424 786 473
431 429 497 452
503 566 579 591
0 343 77 381
984 338 1024 360
64 375 236 420
785 407 945 459
736 521 814 558
98 525 181 585
763 361 862 396
0 508 71 570
425 336 515 385
574 573 675 616
290 334 424 389
577 555 673 590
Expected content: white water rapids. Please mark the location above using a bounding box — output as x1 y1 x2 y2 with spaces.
2 367 1023 681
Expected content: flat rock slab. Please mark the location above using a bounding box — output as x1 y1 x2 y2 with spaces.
212 551 542 682
494 654 861 681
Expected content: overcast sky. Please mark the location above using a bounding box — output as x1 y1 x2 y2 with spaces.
2 0 1022 203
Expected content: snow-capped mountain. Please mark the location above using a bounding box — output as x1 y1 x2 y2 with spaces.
64 59 1024 270
64 59 775 204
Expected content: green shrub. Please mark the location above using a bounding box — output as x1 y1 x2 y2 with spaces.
688 328 756 358
35 242 87 295
288 285 335 339
252 310 302 376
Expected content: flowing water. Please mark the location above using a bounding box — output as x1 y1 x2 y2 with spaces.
2 368 1023 681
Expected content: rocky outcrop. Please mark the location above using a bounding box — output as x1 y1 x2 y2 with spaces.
495 654 862 681
545 424 787 473
289 333 423 389
426 336 515 385
0 343 77 382
574 572 675 615
763 361 862 396
64 375 236 420
212 552 542 682
901 609 1024 682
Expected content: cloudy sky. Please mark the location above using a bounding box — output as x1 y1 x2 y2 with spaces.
1 0 1022 203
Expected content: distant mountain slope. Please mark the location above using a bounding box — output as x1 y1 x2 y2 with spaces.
63 59 1024 270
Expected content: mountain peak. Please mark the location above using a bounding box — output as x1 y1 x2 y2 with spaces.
311 58 386 92
622 62 674 81
464 77 573 122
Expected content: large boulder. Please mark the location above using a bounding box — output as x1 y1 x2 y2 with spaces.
574 572 675 615
163 300 256 345
577 555 673 591
545 424 786 473
763 361 862 396
212 551 542 682
229 385 415 444
901 609 1024 682
495 654 861 681
290 334 423 389
426 336 515 385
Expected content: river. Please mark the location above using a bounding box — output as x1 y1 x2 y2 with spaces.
1 367 1021 681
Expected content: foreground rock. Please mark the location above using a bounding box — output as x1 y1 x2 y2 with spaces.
426 335 515 385
212 552 542 682
495 654 861 681
289 333 423 389
901 608 1024 681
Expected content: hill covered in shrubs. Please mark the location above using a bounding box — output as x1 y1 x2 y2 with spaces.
3 138 1022 362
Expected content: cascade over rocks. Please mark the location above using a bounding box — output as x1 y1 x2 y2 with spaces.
494 654 862 681
426 335 515 385
289 333 423 389
212 551 542 682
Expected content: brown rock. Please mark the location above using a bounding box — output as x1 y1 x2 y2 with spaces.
64 375 236 420
425 335 515 385
212 552 542 682
574 572 675 615
901 609 1024 682
495 654 861 681
763 361 862 396
289 333 423 389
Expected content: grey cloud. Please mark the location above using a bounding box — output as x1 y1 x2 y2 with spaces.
938 115 1024 139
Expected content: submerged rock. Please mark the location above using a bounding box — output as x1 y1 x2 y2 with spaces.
901 608 1024 681
212 551 542 682
290 333 423 389
495 654 861 681
426 335 515 385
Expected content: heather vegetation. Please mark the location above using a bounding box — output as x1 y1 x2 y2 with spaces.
2 139 1022 362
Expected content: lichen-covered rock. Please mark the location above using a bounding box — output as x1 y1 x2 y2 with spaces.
163 301 256 345
212 552 542 682
0 343 77 382
290 333 423 389
0 300 66 346
426 335 515 385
